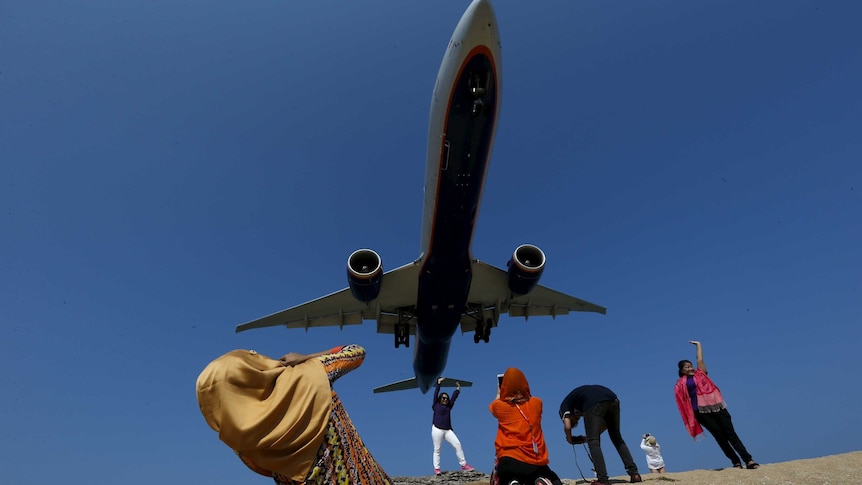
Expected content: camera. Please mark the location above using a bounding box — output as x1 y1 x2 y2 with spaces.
643 433 650 439
497 374 504 386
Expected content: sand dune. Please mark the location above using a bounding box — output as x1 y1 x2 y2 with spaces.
393 451 862 485
561 450 862 484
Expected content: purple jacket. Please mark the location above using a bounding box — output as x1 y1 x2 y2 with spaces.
431 382 459 430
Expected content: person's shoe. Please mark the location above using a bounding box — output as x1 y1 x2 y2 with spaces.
434 468 441 476
589 480 609 485
630 473 643 483
460 464 475 471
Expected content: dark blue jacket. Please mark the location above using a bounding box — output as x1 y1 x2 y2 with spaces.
559 385 618 419
431 382 459 430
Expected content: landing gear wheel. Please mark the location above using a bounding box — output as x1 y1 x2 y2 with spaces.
394 323 409 348
478 319 492 343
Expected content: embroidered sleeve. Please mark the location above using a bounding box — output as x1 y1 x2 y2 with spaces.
316 344 365 385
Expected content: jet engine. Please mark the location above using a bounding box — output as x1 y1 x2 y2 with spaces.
506 244 545 295
347 249 383 302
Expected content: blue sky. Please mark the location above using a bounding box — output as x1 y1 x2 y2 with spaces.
2 0 860 483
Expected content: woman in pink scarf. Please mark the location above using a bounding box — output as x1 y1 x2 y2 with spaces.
674 340 759 470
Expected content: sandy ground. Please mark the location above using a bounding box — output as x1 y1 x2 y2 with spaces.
431 451 862 485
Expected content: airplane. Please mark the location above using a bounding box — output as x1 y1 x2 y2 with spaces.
236 0 605 393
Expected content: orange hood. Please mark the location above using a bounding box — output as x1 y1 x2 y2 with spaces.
500 367 531 404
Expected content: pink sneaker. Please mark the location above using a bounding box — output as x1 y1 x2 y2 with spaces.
434 468 441 476
461 464 475 471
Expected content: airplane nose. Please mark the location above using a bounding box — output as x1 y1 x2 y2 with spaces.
475 0 494 11
464 0 498 32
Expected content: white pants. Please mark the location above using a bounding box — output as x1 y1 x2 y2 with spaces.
432 425 466 468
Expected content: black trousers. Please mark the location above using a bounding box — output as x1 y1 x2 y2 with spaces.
583 399 639 482
496 456 562 485
695 408 753 466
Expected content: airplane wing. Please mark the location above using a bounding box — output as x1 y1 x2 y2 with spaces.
236 261 422 333
373 376 473 394
460 259 606 332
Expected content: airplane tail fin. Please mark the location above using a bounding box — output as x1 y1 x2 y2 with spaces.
437 377 473 388
373 377 473 394
373 377 418 393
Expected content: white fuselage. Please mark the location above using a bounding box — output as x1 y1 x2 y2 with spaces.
420 0 502 260
411 0 502 392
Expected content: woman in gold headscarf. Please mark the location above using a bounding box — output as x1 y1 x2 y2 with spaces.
196 344 390 485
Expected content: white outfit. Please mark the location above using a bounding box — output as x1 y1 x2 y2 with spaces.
640 438 665 470
432 425 466 468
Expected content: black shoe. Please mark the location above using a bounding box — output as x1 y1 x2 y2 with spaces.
630 474 643 483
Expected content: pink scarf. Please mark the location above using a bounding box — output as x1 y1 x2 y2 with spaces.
674 369 726 440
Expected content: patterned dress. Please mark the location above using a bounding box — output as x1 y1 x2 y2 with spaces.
244 344 391 485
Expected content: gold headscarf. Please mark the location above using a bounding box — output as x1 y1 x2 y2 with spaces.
196 350 331 481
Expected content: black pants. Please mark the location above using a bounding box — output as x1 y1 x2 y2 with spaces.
695 408 752 466
496 456 562 485
583 399 639 482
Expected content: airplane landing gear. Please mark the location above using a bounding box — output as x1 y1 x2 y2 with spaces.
473 318 492 343
472 98 485 116
469 73 487 98
394 322 410 348
469 72 488 116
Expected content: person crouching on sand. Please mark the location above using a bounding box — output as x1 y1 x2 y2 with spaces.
639 433 666 473
490 368 563 485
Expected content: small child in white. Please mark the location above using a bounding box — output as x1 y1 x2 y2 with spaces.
640 433 666 473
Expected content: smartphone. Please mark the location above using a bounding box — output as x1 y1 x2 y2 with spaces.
497 373 504 386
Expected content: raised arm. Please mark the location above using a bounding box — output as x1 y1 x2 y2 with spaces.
278 349 331 367
434 376 443 404
689 340 707 373
450 381 461 404
640 437 649 451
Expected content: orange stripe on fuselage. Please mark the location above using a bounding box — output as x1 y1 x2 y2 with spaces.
423 44 498 273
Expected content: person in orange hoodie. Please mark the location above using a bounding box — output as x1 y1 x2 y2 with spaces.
489 368 562 485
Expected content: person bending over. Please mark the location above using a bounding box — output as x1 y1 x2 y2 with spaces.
559 384 642 485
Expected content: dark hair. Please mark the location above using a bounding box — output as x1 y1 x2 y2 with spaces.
439 393 449 401
678 360 692 377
